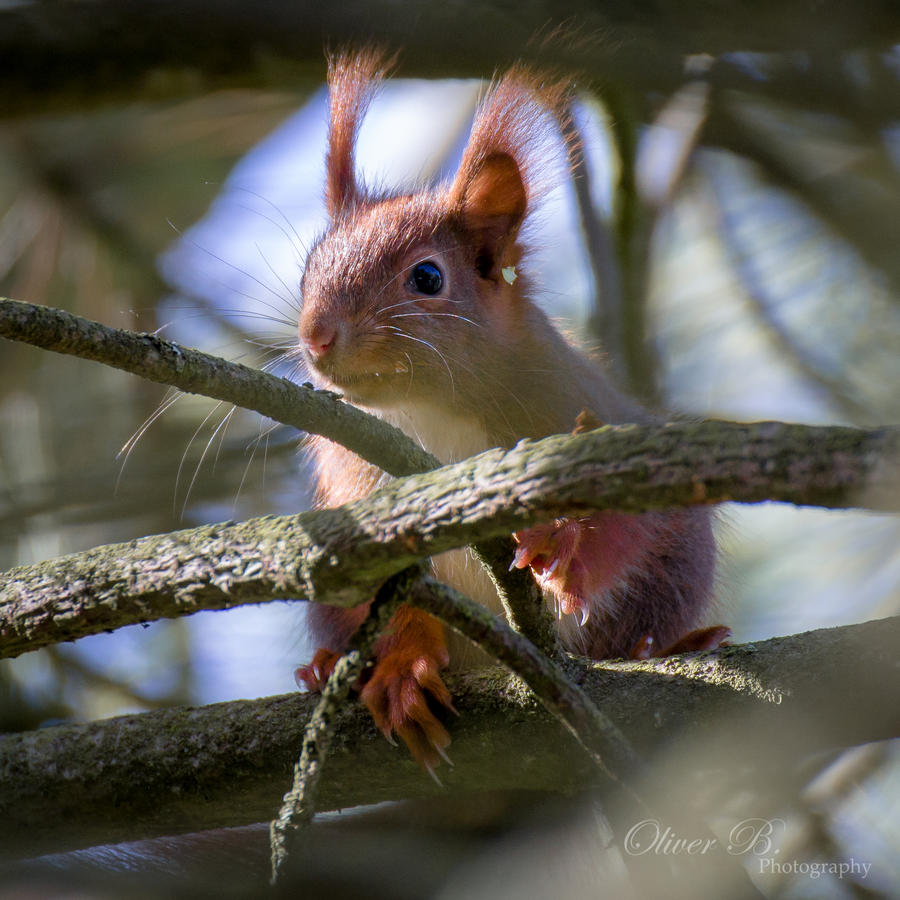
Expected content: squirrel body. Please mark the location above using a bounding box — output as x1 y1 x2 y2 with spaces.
296 52 723 769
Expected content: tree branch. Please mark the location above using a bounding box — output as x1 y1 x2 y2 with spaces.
567 97 626 381
0 297 551 649
4 0 898 116
0 297 436 477
1 617 895 860
409 577 638 780
2 416 898 659
269 569 410 882
701 157 876 424
703 98 900 302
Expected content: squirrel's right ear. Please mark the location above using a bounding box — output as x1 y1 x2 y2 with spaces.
325 49 392 219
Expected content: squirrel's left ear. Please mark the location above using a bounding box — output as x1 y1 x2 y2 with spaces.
449 69 572 279
451 152 526 275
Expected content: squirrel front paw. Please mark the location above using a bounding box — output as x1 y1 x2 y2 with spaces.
298 608 455 778
512 518 592 624
360 643 456 778
363 607 455 776
294 647 344 692
513 514 649 626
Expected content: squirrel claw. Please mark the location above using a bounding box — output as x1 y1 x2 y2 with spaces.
510 543 536 570
361 649 454 774
630 634 656 660
661 625 732 655
423 760 444 788
435 743 454 767
295 647 343 692
630 625 732 659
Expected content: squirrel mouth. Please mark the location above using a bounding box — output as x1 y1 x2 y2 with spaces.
305 351 411 399
319 367 406 398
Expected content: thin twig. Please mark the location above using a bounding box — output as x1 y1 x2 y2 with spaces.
566 96 627 378
269 569 412 883
0 297 553 649
471 538 558 657
0 297 436 477
702 158 875 424
409 576 639 779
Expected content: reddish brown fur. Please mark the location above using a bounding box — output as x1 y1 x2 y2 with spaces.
296 53 722 769
452 66 576 215
324 49 392 218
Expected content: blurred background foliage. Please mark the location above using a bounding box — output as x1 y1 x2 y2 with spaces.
1 18 899 898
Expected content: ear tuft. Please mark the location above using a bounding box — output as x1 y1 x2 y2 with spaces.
325 48 394 219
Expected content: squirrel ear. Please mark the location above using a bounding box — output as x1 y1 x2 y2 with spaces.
325 49 390 218
454 152 526 273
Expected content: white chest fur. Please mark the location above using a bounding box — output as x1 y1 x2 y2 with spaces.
376 400 504 667
378 401 494 464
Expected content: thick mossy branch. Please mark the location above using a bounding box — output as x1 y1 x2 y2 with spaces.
2 419 899 659
1 618 895 860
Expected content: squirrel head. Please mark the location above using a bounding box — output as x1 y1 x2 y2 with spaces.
298 51 574 411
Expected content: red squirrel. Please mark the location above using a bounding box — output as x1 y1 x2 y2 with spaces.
295 51 728 771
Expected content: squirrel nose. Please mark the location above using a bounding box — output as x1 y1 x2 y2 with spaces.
303 325 337 361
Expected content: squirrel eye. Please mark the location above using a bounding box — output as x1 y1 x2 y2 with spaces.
410 261 443 295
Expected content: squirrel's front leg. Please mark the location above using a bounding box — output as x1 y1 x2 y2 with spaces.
513 512 730 659
511 513 650 625
360 605 455 774
297 603 455 776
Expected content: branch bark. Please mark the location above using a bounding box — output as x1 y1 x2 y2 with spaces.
2 418 898 660
0 297 435 477
269 569 410 882
0 297 552 650
1 617 895 860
